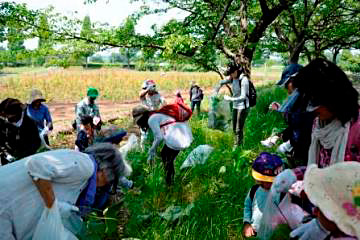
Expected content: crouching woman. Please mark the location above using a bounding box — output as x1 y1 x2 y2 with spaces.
0 143 130 240
132 104 193 185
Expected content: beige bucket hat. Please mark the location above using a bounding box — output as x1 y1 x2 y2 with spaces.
28 89 46 104
304 162 360 238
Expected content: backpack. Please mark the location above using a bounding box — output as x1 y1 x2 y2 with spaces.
154 96 193 122
247 79 257 107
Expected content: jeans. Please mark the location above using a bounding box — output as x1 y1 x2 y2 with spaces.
232 108 250 146
161 144 180 185
191 101 201 113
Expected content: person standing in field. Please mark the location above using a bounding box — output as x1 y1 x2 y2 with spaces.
189 81 204 114
26 89 53 146
139 79 165 111
215 63 251 148
74 87 101 131
139 79 166 149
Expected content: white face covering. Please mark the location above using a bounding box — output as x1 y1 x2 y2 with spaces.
0 110 25 128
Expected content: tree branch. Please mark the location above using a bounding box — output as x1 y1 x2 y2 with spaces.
211 0 234 41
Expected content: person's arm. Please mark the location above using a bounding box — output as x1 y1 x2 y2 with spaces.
148 116 164 158
139 89 148 99
33 179 55 208
243 190 253 224
44 105 53 131
189 87 193 101
214 77 232 93
75 130 88 152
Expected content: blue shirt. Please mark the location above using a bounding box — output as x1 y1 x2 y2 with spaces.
26 104 52 131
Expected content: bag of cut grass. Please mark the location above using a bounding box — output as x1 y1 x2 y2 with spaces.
208 95 232 131
180 145 214 169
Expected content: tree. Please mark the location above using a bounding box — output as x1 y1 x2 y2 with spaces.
79 15 96 68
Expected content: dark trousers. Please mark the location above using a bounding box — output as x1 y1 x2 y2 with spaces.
191 101 201 113
161 144 180 185
232 108 249 146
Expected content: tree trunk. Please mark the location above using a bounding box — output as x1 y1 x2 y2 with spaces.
289 40 305 64
332 48 340 64
85 56 88 68
236 47 253 77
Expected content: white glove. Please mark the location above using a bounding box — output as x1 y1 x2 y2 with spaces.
58 201 79 219
290 219 330 240
271 169 297 195
224 95 233 101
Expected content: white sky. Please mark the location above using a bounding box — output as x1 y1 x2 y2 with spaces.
10 0 187 50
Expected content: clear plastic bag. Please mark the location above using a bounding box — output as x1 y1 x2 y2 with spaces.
33 200 78 240
180 145 214 169
208 95 232 131
258 192 304 240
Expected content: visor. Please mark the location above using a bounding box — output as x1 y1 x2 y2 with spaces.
252 169 275 183
306 99 321 112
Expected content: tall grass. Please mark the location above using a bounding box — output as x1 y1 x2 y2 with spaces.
121 85 288 240
0 67 282 103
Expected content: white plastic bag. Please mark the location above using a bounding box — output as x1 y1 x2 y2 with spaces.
180 145 214 169
33 200 78 240
163 122 193 150
119 133 138 160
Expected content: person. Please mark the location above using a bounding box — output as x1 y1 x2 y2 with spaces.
75 87 101 131
189 81 204 113
75 115 95 152
132 94 193 185
0 98 41 165
243 152 284 238
215 63 250 147
262 63 314 167
138 79 166 149
139 79 165 111
290 162 360 239
0 142 131 239
26 89 53 146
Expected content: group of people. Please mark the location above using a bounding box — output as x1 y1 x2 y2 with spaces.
0 57 359 239
242 59 360 239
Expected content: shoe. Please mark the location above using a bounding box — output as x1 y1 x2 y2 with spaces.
261 135 279 148
277 140 293 153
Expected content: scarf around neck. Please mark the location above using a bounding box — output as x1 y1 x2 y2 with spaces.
308 118 350 166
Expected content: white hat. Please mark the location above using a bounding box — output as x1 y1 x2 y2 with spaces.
304 162 360 238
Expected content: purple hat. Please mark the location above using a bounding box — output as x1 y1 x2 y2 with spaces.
252 152 284 182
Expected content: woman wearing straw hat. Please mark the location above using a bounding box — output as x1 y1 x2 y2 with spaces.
27 89 53 146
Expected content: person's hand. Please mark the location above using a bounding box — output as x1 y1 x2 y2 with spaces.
271 169 297 195
224 95 233 101
243 223 256 238
58 201 79 218
290 219 330 240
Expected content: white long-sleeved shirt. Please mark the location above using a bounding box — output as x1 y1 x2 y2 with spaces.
0 150 94 240
218 73 250 110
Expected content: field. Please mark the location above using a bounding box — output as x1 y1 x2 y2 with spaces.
1 66 287 239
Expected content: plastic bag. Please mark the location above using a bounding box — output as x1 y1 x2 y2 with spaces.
208 95 232 131
180 145 214 169
162 122 193 150
258 192 304 240
33 200 78 240
119 133 138 161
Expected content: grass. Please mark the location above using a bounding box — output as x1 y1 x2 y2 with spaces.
0 66 282 103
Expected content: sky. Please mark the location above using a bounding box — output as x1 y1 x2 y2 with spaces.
10 0 187 50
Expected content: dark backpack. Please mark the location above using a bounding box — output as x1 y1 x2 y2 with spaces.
247 79 257 107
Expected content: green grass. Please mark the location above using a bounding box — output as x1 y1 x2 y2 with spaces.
119 84 288 240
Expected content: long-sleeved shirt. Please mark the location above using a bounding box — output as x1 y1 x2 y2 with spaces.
243 186 270 231
0 150 94 239
26 104 53 131
218 73 249 109
189 85 203 102
75 98 100 128
140 92 165 111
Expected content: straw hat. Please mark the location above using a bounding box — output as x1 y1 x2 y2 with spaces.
28 89 46 104
304 162 360 238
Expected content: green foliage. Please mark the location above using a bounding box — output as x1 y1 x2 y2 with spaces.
338 50 360 73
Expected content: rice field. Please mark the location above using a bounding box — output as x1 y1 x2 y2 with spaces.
0 66 282 103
